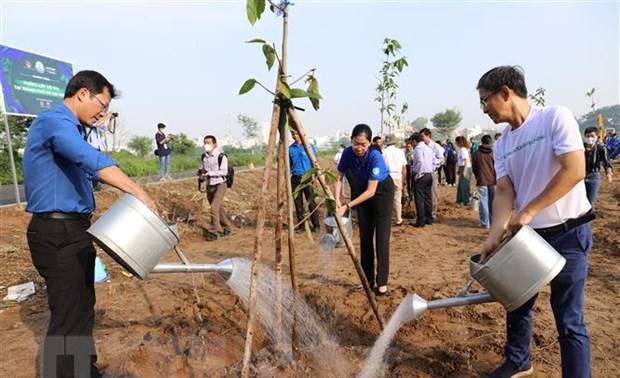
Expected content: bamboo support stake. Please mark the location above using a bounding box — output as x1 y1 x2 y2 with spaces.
240 103 281 378
287 107 386 330
274 120 286 357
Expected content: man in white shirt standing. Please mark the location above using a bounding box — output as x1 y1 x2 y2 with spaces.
409 132 434 228
382 134 408 225
478 65 593 378
420 128 445 219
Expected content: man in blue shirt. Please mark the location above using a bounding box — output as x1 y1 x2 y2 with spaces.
289 130 320 233
23 70 157 378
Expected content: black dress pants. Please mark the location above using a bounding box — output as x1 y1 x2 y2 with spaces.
413 173 433 225
353 176 394 287
27 217 99 378
291 174 320 229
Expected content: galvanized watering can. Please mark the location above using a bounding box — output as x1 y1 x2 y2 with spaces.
319 212 353 252
87 194 234 280
410 225 566 319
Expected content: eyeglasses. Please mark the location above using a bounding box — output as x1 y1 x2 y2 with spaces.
88 89 109 110
480 91 498 110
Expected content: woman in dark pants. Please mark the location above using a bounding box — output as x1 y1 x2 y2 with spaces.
334 124 395 296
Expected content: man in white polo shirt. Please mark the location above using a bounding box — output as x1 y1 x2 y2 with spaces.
478 65 593 378
382 134 408 225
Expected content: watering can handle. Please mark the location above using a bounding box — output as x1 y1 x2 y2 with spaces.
174 246 192 266
457 278 475 297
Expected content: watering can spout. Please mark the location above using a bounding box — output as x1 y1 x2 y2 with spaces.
409 292 495 321
411 294 429 320
216 258 234 280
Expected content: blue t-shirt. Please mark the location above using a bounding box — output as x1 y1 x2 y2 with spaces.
337 146 390 188
23 103 118 213
289 142 317 176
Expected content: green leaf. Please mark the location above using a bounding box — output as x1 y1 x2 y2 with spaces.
246 0 266 25
262 44 275 71
301 167 319 183
290 88 310 98
245 38 266 44
392 39 402 49
239 79 257 95
307 77 321 111
278 79 291 99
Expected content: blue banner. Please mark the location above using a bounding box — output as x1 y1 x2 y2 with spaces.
0 45 73 116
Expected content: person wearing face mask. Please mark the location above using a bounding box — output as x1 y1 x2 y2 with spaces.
200 135 232 241
583 127 613 208
335 124 394 297
155 123 173 180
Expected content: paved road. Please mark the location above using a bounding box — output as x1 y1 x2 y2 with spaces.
0 170 201 207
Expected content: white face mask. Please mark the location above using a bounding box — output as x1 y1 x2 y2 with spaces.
203 144 213 153
585 136 596 145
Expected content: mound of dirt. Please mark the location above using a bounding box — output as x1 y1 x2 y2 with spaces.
1 164 619 377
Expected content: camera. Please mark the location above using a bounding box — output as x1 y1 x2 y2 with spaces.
197 169 207 191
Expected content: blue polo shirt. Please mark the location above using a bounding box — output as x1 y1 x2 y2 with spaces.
289 142 317 176
338 146 390 188
23 103 118 214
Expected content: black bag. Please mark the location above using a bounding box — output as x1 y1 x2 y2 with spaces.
154 149 159 156
218 153 234 188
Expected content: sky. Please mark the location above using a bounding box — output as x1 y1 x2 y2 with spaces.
1 0 619 142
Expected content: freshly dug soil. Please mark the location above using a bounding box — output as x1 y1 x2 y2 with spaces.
1 164 618 377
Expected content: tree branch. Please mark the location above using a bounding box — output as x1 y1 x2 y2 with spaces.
289 68 316 86
255 80 277 96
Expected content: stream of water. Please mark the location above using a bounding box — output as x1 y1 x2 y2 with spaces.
358 295 415 378
225 257 353 377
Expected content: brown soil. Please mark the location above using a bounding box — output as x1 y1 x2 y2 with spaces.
1 165 619 377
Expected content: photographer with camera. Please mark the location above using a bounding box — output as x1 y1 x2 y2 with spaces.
87 112 118 190
199 135 232 241
155 122 173 180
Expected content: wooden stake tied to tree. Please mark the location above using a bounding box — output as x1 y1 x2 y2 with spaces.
238 1 385 376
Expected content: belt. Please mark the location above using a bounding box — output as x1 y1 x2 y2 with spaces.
33 212 93 221
534 211 595 237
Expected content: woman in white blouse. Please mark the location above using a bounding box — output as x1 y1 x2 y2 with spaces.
455 136 472 206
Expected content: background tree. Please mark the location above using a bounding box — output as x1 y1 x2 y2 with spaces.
410 116 428 131
529 87 546 107
168 132 196 155
238 113 260 142
127 135 153 157
431 108 462 139
374 38 408 136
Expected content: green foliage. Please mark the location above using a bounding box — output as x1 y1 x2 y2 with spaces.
128 135 153 158
411 116 428 131
430 108 462 138
238 114 260 141
239 79 257 95
375 37 408 135
246 0 266 25
169 133 195 155
0 150 23 185
262 44 276 71
529 87 546 107
241 1 322 112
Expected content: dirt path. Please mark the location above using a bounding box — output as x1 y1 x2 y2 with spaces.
1 168 618 377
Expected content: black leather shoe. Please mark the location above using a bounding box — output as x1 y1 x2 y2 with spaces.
205 231 218 241
412 223 425 228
